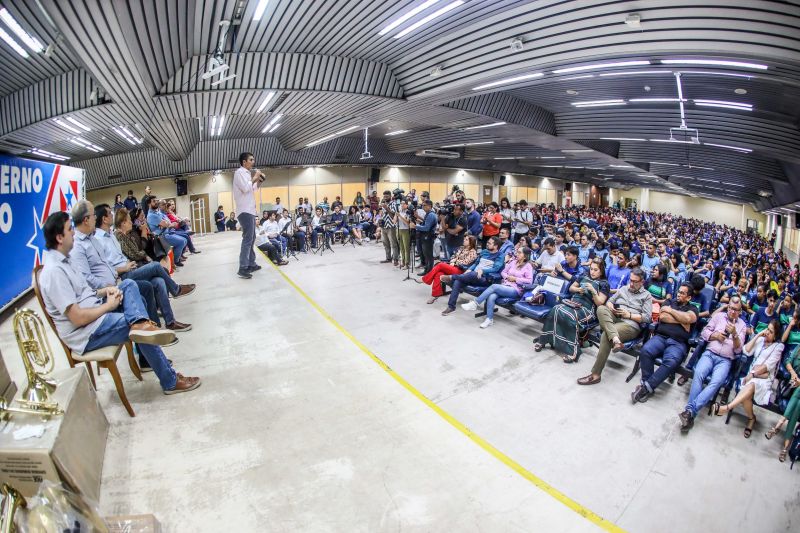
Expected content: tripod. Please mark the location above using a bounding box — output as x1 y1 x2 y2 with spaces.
281 218 300 261
402 229 421 283
313 224 336 255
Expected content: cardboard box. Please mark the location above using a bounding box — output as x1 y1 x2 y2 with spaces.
0 368 108 500
104 514 162 533
0 346 17 402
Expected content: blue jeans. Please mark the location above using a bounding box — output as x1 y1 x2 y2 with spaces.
131 280 158 324
475 284 519 320
639 335 688 392
161 232 187 260
123 261 180 296
447 271 488 309
686 351 732 416
237 213 257 269
294 230 306 251
171 229 196 252
84 280 177 390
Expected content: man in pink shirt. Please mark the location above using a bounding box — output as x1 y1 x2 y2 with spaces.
680 296 747 433
234 152 265 279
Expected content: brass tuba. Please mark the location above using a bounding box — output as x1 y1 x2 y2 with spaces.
13 309 59 412
0 483 26 533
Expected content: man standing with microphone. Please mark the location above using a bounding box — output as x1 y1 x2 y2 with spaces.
234 152 265 279
415 199 438 276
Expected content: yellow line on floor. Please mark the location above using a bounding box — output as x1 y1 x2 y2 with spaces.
257 250 625 532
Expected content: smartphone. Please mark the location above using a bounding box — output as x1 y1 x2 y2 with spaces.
613 303 621 310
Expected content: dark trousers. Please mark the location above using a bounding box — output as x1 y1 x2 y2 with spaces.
420 233 435 274
258 241 281 263
639 335 688 392
447 271 488 309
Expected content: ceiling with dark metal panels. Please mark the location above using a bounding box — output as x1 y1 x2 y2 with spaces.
0 0 798 212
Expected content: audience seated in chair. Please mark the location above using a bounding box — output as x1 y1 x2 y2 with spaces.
461 246 534 328
440 236 504 316
533 258 610 363
577 267 652 385
421 235 478 304
38 211 200 396
714 320 783 438
631 282 699 403
679 297 747 434
765 345 800 462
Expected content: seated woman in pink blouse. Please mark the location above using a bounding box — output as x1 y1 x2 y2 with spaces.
714 319 784 437
462 247 533 328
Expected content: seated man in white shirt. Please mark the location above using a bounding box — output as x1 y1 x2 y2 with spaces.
258 211 288 255
39 211 200 395
534 237 566 273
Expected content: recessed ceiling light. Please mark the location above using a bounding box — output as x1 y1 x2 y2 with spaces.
734 88 747 95
566 89 579 95
571 99 627 108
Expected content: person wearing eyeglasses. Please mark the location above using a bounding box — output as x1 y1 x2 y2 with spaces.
577 267 652 386
679 296 747 434
631 282 698 403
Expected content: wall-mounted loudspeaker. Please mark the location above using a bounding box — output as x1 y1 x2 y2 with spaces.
776 215 782 227
499 175 506 186
795 213 800 229
370 167 381 183
176 178 188 196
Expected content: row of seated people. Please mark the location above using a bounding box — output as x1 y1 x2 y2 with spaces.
37 203 202 396
414 231 799 463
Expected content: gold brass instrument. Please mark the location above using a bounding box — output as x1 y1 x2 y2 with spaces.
13 309 60 412
0 396 63 420
0 483 26 533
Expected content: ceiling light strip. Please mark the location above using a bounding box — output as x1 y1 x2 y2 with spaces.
252 0 270 20
379 0 441 36
704 142 752 153
600 137 645 141
0 9 43 53
65 117 91 131
661 59 767 70
464 121 506 130
553 60 649 74
472 72 543 91
385 130 409 136
256 91 276 113
306 126 360 147
394 0 463 39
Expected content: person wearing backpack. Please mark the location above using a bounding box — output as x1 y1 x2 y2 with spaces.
765 345 800 462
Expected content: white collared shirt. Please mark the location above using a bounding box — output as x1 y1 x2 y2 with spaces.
233 166 258 216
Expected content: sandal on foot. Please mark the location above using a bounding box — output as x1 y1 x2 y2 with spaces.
779 447 788 462
533 341 544 352
765 426 780 440
562 354 579 364
577 374 601 386
744 416 756 438
712 402 723 416
676 375 689 387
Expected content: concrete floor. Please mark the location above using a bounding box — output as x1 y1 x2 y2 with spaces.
0 232 796 532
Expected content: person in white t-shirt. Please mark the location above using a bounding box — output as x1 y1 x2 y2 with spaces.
535 237 565 273
513 200 533 244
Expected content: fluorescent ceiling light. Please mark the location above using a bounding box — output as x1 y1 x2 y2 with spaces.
682 71 755 79
394 1 463 39
114 127 136 145
66 117 91 131
704 142 752 153
609 164 634 168
210 74 237 87
650 138 696 144
564 166 584 168
262 113 283 133
472 72 543 91
385 130 409 136
693 99 752 110
561 149 592 153
650 161 679 166
629 98 682 102
268 123 281 133
553 60 649 74
538 165 562 168
494 157 517 160
252 0 270 20
31 149 69 161
214 115 224 136
464 121 506 130
441 141 495 147
539 156 565 159
306 125 360 147
661 59 768 70
70 138 103 152
571 99 626 107
0 26 27 57
53 118 80 134
599 70 673 77
115 126 143 145
0 9 43 53
256 91 276 113
600 137 645 141
559 75 594 81
380 0 441 36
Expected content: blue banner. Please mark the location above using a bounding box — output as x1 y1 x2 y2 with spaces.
0 155 85 310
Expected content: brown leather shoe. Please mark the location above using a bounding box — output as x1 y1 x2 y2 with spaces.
129 320 177 345
165 321 192 332
163 375 201 395
173 284 196 298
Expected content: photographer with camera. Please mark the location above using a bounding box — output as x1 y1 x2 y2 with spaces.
415 199 438 275
397 200 414 269
379 191 399 265
233 152 265 279
442 203 467 261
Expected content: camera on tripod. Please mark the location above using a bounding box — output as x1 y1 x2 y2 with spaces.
437 202 455 216
391 188 405 201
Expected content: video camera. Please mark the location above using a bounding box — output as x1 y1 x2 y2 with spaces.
391 187 405 201
437 201 455 216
